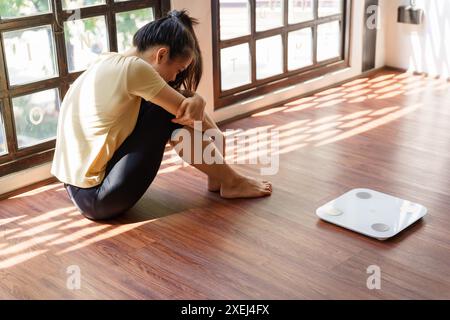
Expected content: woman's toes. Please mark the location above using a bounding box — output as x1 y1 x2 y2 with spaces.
220 176 273 199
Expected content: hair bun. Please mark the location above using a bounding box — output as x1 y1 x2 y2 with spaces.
167 9 198 30
167 10 182 19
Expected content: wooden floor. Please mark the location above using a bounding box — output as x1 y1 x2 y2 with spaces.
0 69 449 299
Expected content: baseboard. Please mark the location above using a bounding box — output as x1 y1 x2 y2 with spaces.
0 162 56 200
0 177 57 201
384 65 407 73
385 65 450 81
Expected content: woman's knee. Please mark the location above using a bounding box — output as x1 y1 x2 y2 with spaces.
67 187 125 221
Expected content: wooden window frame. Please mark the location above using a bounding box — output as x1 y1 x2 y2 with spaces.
212 0 352 109
0 0 171 177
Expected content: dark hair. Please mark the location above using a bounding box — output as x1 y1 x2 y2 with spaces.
132 9 203 92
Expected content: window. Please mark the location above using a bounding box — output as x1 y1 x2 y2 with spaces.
212 0 351 109
0 0 170 177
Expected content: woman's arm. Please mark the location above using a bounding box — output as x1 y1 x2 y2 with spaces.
149 85 186 116
127 58 204 121
149 85 205 127
171 91 206 127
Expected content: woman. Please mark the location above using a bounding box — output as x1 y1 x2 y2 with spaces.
51 10 272 221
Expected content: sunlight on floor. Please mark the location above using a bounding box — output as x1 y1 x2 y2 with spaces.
0 72 447 271
0 183 156 269
157 72 445 173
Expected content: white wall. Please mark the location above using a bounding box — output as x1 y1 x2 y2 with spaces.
376 0 387 68
170 0 215 115
383 0 450 78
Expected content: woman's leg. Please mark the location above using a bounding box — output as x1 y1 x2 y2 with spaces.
169 116 272 199
66 100 272 220
201 111 226 191
68 99 183 221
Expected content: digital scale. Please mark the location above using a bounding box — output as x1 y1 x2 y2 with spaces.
316 188 427 240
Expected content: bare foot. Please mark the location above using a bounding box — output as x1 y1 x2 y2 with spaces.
220 176 272 199
208 177 221 192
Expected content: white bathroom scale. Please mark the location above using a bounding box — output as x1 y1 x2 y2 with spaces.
316 188 427 240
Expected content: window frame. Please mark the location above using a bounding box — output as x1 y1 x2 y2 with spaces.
0 0 170 177
212 0 352 109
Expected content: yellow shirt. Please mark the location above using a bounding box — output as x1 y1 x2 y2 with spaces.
51 52 167 188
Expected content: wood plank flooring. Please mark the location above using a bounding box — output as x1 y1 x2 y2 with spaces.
0 69 449 299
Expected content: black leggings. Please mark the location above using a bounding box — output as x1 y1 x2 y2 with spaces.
64 99 184 221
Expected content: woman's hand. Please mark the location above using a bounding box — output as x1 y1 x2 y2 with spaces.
171 93 206 127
